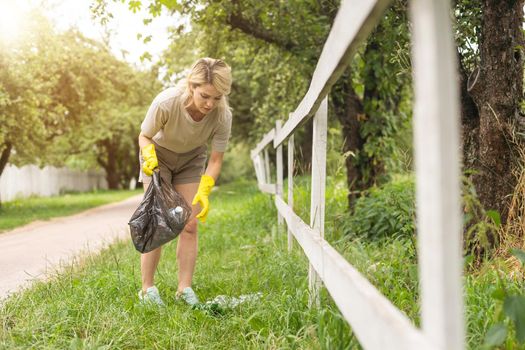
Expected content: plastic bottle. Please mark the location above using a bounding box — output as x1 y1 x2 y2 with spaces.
169 206 184 226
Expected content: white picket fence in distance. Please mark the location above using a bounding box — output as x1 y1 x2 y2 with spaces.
251 0 463 349
0 164 108 202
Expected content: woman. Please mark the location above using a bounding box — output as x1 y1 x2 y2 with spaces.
137 58 232 306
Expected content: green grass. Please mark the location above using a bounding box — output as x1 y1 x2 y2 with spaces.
288 175 525 349
1 176 523 349
0 179 355 349
0 189 142 233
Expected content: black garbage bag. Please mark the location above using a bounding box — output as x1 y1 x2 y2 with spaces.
128 171 191 253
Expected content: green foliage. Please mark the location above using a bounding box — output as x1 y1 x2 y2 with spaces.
454 0 482 72
340 172 503 258
355 1 414 185
511 249 525 266
503 296 525 344
159 21 312 144
342 175 415 240
218 142 254 185
481 249 525 349
94 0 333 169
325 120 355 183
0 8 160 188
2 176 525 348
356 106 413 184
483 323 507 348
0 13 56 168
463 175 501 258
156 28 200 82
97 0 417 191
0 181 353 349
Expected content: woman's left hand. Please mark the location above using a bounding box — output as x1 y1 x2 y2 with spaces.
192 175 215 223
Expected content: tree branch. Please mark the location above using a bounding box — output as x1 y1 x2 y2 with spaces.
225 2 298 51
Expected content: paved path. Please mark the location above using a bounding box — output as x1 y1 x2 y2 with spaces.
0 194 142 299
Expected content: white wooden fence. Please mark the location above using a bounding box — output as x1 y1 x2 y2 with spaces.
250 0 463 349
0 164 108 202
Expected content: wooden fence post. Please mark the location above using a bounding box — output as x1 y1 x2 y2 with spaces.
308 97 328 307
410 0 464 349
276 120 284 227
264 148 272 208
264 149 271 184
287 133 295 251
252 154 263 185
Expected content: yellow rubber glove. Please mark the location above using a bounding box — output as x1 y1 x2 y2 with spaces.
192 175 215 223
141 144 158 176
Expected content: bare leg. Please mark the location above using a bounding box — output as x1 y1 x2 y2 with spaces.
140 182 162 293
174 182 200 292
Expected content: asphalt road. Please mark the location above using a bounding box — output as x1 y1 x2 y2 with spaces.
0 194 143 300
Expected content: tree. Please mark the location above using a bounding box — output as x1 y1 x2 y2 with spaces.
332 1 412 203
96 0 415 198
0 50 40 176
0 12 73 177
457 0 524 228
48 39 160 189
0 10 160 190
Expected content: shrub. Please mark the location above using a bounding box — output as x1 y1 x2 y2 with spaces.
343 175 415 240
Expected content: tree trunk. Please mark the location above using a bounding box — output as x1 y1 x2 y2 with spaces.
0 141 12 178
459 53 480 172
332 33 395 206
105 144 120 190
332 71 367 206
0 141 13 206
362 34 386 185
97 139 120 190
297 119 313 174
464 0 524 225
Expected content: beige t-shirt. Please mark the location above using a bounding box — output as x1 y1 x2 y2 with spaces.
141 87 232 153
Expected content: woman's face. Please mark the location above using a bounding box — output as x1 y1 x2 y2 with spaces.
191 84 222 115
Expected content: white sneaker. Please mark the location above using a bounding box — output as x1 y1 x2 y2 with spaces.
138 286 165 306
176 287 200 306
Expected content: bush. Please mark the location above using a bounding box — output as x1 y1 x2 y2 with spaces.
343 175 415 240
218 142 254 184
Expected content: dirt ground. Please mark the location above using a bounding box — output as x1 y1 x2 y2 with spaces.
0 194 142 300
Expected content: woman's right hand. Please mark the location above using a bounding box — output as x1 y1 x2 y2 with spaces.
141 144 158 176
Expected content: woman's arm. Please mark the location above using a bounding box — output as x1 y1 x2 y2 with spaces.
204 150 224 181
138 132 153 149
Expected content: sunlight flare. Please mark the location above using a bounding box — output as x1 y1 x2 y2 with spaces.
0 1 26 44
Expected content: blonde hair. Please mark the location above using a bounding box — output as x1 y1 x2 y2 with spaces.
178 57 232 120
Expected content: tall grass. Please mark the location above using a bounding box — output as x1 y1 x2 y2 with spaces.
1 176 522 349
0 181 357 349
290 174 525 349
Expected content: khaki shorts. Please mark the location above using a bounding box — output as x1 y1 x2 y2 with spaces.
139 142 207 186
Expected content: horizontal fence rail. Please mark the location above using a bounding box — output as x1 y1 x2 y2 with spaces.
275 197 438 350
250 0 463 349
